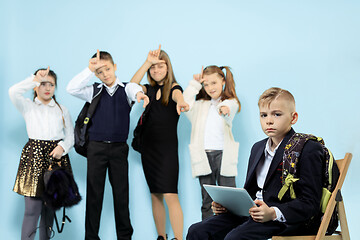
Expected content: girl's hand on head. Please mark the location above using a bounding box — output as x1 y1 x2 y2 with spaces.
49 145 65 160
34 66 50 83
89 49 106 72
219 106 230 117
146 44 166 65
176 100 190 115
211 201 227 215
193 66 205 83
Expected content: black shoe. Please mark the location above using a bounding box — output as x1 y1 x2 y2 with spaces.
157 235 167 240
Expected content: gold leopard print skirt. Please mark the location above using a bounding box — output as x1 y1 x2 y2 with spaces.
13 139 72 197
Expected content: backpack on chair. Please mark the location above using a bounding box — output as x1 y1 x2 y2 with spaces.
277 133 340 235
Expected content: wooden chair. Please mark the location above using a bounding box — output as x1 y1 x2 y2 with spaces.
272 152 352 240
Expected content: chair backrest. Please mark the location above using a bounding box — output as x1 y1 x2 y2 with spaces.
272 152 352 240
314 152 352 240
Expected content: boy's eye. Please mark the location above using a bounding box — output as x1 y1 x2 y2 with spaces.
275 113 282 117
260 114 267 118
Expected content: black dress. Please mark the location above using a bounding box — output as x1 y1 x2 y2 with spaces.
141 84 182 193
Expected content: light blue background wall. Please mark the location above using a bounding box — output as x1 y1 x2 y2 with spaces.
1 0 359 239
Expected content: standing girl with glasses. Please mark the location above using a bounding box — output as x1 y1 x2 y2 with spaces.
9 67 74 240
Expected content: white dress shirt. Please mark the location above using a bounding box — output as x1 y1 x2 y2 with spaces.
66 67 142 104
204 98 224 150
9 76 74 155
255 138 286 222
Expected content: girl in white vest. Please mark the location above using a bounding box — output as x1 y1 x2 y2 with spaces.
183 65 241 220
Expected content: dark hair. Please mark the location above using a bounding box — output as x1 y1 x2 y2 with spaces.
146 50 177 106
196 65 241 112
33 68 65 127
91 51 114 65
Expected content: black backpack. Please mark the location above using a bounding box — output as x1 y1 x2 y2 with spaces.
43 161 82 235
278 133 340 235
74 84 102 157
131 85 156 153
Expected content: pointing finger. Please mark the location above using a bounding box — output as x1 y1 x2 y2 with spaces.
96 49 100 60
157 44 161 57
200 66 204 79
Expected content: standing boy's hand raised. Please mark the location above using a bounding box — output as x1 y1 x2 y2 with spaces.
89 49 105 72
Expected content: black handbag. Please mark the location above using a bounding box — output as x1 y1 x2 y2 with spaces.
131 85 155 153
131 110 148 153
74 84 102 157
43 160 81 234
43 162 81 210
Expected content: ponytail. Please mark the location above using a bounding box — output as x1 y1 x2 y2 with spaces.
219 66 241 112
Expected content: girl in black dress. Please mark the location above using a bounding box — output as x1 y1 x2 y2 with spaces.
130 45 189 240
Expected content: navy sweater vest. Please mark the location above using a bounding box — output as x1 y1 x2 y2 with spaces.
88 85 131 142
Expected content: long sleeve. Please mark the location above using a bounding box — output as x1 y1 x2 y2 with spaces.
125 82 143 103
57 106 74 155
217 99 239 127
66 67 95 102
9 75 39 115
183 79 203 121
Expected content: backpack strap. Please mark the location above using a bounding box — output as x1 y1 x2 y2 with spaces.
278 133 324 200
83 84 102 125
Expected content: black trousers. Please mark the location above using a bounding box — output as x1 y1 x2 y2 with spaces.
85 141 133 240
186 213 288 240
199 150 236 220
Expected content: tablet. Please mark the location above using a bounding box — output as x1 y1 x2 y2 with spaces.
203 184 255 216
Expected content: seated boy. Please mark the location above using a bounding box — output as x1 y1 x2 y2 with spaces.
187 87 324 240
67 50 148 240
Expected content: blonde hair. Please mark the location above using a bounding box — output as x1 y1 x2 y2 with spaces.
147 50 177 106
196 65 241 112
258 87 295 111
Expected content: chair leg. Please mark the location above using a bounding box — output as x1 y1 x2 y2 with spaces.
337 201 350 240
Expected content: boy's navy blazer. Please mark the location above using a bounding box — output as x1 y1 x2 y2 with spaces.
244 128 325 225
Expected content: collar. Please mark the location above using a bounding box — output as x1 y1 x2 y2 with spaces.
211 97 221 106
34 97 56 107
97 77 124 89
264 138 282 158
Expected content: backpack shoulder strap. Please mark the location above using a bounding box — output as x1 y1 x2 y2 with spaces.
278 133 320 200
84 84 102 124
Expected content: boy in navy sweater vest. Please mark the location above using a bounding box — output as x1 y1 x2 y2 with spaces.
67 50 148 240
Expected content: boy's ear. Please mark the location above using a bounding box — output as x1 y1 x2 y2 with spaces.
291 112 298 125
114 63 117 71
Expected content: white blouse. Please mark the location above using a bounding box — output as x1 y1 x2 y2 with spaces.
204 98 224 150
9 75 74 155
